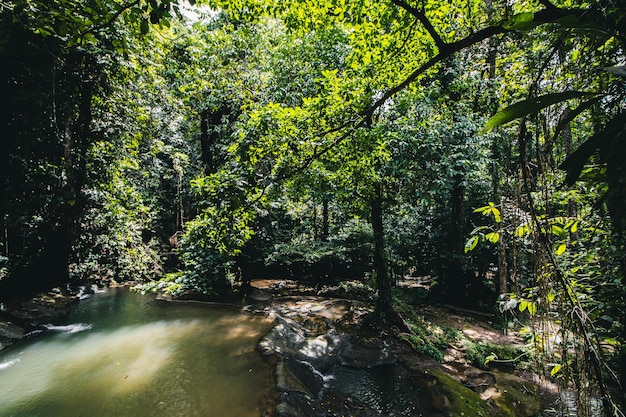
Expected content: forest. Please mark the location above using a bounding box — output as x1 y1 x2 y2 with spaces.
0 0 624 415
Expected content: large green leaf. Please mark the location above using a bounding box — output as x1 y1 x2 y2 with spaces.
503 12 540 31
485 91 595 131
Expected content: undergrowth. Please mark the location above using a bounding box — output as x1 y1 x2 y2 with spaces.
393 288 532 369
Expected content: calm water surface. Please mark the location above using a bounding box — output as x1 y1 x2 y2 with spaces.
0 288 274 417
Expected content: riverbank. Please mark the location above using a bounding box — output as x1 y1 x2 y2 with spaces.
246 279 556 417
0 288 82 351
0 280 559 416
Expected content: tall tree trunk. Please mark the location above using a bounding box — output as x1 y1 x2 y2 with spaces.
445 173 466 304
200 106 230 175
561 107 580 242
61 53 95 284
371 181 392 316
484 0 509 297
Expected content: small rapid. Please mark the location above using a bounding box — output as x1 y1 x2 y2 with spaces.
42 323 93 334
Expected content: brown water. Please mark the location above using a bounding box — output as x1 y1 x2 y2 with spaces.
0 288 274 417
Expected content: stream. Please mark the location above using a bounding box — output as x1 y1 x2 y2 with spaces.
0 288 274 417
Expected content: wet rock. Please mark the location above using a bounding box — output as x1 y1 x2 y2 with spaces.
337 338 394 368
0 289 78 351
0 321 24 340
275 400 302 417
258 317 307 357
10 292 78 322
275 391 318 417
250 289 272 302
493 371 541 417
286 357 324 397
276 361 314 397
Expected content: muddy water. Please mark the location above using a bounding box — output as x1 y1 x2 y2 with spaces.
0 288 274 417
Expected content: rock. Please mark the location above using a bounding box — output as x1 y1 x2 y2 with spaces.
0 289 78 351
258 317 306 357
493 371 542 417
275 401 302 417
10 292 77 322
0 321 24 340
285 357 324 397
337 338 394 368
259 295 545 417
276 361 313 396
250 289 272 302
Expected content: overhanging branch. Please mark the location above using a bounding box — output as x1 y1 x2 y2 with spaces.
389 0 446 50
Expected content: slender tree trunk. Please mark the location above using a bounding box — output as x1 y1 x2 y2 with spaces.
371 181 392 316
199 109 213 174
561 107 580 242
312 202 318 240
200 106 230 175
484 14 509 297
321 199 329 240
445 173 466 303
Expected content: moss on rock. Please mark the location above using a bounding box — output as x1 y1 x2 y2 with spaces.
424 369 541 417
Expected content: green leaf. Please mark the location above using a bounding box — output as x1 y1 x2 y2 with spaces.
485 232 500 244
140 18 149 35
474 203 501 222
485 91 596 131
503 12 539 31
515 225 530 237
556 244 567 255
484 354 498 365
551 225 565 236
528 302 537 316
519 300 528 312
464 236 479 253
550 364 562 377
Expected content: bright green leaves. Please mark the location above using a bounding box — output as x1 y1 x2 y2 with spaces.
12 0 178 46
550 364 562 377
465 203 502 253
518 299 537 316
515 224 531 237
484 354 498 366
485 91 597 131
485 232 500 244
464 235 479 253
474 202 501 223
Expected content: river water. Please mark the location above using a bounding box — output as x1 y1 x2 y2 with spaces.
0 288 275 417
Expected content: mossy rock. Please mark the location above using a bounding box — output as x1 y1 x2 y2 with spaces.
426 370 493 417
426 370 541 417
493 371 541 417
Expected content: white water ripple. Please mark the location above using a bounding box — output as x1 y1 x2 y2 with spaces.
0 358 20 371
43 323 93 334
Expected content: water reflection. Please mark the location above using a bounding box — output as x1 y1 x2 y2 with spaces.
0 288 274 417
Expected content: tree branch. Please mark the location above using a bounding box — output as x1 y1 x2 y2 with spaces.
363 24 507 118
79 0 142 39
536 0 558 10
253 5 596 195
389 0 447 51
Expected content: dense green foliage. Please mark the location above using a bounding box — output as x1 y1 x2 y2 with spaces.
1 0 625 415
